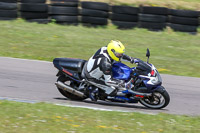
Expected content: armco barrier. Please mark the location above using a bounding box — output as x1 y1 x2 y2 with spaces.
0 0 199 33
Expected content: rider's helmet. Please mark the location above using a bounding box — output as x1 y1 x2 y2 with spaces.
107 40 125 61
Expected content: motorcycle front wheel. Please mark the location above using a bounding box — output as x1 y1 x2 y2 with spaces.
139 87 170 109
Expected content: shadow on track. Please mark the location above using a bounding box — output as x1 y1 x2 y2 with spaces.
54 97 167 111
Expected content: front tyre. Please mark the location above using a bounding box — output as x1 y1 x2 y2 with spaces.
139 86 170 109
57 75 87 101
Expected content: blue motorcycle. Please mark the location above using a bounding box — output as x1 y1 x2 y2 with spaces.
53 49 170 109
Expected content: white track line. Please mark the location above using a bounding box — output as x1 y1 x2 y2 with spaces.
0 96 156 115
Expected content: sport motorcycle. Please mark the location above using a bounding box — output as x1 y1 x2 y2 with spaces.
53 49 170 109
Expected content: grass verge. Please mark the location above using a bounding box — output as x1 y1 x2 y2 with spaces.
0 19 200 77
0 100 200 133
79 0 200 10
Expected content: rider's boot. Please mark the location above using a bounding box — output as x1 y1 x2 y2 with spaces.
89 86 98 102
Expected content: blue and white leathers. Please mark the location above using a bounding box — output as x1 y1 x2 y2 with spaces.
84 47 134 95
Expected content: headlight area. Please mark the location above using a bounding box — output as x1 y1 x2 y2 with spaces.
156 70 162 83
149 70 162 85
151 76 159 84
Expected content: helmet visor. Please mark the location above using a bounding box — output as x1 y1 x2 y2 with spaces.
115 52 123 58
112 49 123 58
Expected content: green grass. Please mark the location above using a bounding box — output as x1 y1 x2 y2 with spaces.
79 0 200 10
0 100 200 133
0 19 200 77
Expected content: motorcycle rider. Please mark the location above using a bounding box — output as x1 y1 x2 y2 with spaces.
82 40 139 101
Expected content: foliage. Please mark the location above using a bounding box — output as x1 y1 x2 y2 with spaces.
0 19 200 77
79 0 200 10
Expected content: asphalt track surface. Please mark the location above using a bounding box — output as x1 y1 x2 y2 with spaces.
0 57 200 116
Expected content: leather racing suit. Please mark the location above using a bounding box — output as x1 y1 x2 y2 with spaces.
83 46 135 96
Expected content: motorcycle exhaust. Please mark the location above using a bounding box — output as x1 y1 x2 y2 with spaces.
55 81 86 98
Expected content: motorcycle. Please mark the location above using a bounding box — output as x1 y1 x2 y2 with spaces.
53 48 170 109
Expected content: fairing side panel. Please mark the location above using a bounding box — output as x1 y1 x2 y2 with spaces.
112 63 132 81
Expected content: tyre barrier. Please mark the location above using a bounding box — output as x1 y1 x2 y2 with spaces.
21 0 46 3
19 0 49 24
0 0 17 3
0 1 17 20
80 2 109 26
111 5 139 29
50 0 79 7
168 9 199 32
0 1 199 33
49 0 79 25
139 6 168 31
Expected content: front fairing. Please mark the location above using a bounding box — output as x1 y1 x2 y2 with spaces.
142 78 162 91
139 64 162 90
112 63 132 81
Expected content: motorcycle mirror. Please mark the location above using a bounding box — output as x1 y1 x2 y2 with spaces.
146 48 150 57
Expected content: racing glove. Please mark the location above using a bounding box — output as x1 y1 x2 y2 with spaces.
130 57 141 64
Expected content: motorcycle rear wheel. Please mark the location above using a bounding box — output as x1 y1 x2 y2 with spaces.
57 75 87 101
139 87 170 109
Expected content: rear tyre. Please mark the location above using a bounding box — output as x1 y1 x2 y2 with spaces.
168 23 198 32
112 21 137 29
81 8 109 18
139 14 167 23
81 16 108 25
20 12 48 19
139 22 166 31
168 16 198 26
81 2 109 11
20 3 48 12
51 15 78 23
0 0 17 3
169 9 200 17
57 75 86 101
140 6 168 15
139 86 170 109
111 6 139 15
0 10 17 18
111 13 138 22
48 6 78 15
21 0 46 3
26 18 50 24
0 2 17 10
